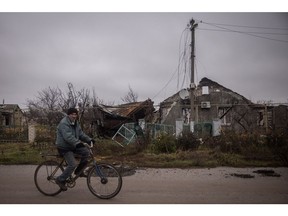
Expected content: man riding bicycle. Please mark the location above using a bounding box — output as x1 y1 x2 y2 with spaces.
55 107 95 191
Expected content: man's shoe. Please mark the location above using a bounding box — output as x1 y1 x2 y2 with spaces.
55 178 67 191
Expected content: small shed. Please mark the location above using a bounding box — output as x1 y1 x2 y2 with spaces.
0 104 25 127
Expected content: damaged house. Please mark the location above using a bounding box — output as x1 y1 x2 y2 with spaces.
156 77 287 136
0 104 25 127
88 99 154 137
0 104 27 142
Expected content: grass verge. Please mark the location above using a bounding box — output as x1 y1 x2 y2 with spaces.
0 141 284 168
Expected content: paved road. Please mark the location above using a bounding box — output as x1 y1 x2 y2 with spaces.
0 165 288 204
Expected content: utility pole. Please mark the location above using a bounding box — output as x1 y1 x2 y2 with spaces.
189 19 198 124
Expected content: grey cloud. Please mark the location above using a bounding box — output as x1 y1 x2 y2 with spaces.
0 12 287 108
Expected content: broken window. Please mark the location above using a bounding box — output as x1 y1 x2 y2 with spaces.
258 111 264 126
218 107 231 125
1 113 11 126
182 108 191 124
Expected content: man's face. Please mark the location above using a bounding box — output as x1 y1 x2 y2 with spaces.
68 113 78 122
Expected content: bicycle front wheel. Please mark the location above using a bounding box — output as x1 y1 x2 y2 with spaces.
34 160 64 196
87 163 122 199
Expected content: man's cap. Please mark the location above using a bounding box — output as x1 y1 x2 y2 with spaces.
67 107 78 115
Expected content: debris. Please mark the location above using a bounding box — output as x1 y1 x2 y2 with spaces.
230 173 255 178
114 164 137 176
253 169 281 177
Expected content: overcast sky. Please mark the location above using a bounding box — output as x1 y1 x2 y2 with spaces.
0 12 287 109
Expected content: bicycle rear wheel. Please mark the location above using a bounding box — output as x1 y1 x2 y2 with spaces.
87 163 122 199
34 160 64 196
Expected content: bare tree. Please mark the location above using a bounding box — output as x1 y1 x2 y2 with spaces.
92 88 105 106
26 86 64 125
58 82 79 109
26 83 94 126
77 88 91 127
121 85 138 103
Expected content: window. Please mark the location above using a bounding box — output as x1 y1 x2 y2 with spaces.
258 111 264 126
182 108 191 124
1 113 11 126
202 86 209 95
218 107 231 125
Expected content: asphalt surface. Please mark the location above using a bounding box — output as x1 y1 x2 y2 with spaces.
0 165 288 204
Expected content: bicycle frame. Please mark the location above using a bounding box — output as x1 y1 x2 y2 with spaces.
47 159 66 181
54 145 107 187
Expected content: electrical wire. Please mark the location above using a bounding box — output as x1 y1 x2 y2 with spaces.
198 27 288 35
200 21 288 43
199 21 288 30
151 68 177 100
177 28 192 91
152 27 191 101
177 27 190 90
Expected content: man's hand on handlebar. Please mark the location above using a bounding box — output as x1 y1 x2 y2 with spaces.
87 139 95 148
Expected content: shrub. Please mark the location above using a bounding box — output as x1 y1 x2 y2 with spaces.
34 125 56 143
202 131 241 153
266 131 288 166
176 131 200 151
150 133 176 154
95 138 125 156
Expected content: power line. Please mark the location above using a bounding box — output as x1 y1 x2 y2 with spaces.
200 21 288 31
177 28 191 90
199 20 288 43
198 27 288 35
151 68 177 100
152 27 191 101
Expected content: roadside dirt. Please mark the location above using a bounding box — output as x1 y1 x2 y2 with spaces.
0 165 287 204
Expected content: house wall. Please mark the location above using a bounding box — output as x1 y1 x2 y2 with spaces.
13 106 24 126
158 75 287 135
273 105 288 131
160 101 183 126
159 85 261 134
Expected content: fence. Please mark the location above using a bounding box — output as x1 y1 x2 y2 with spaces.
112 122 175 147
178 119 221 138
0 125 29 143
0 123 58 144
112 124 137 147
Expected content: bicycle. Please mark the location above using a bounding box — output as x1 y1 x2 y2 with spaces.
34 143 122 199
